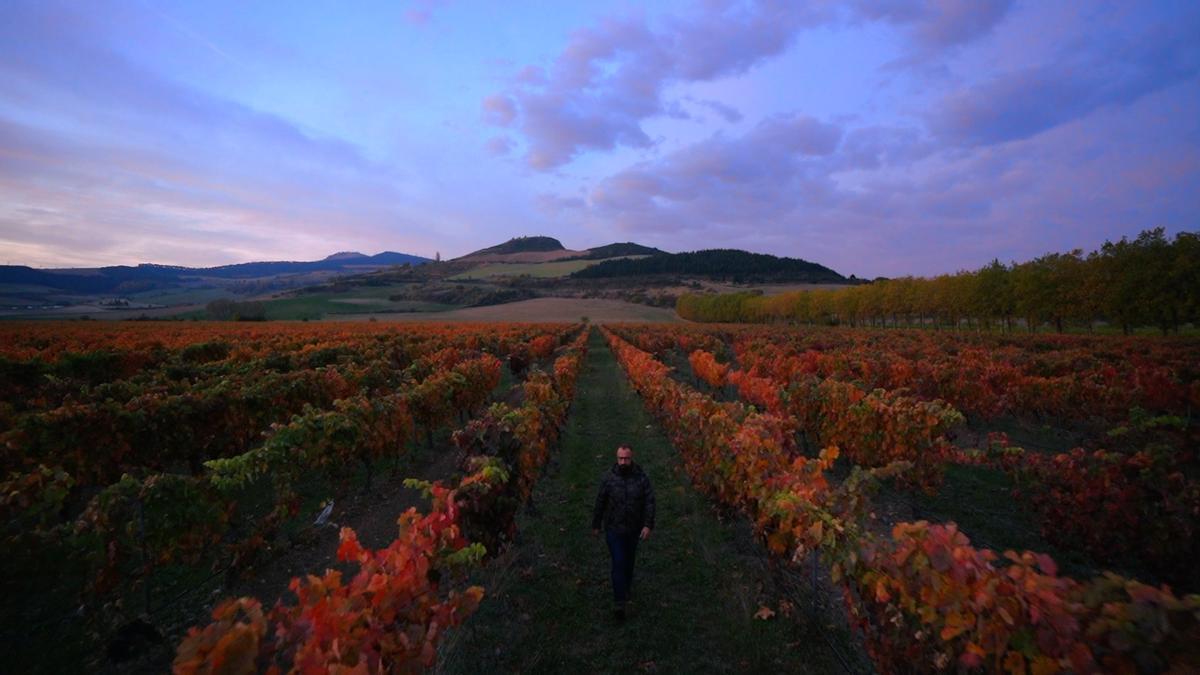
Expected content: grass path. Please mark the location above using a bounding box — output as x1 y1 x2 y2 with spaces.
441 328 864 673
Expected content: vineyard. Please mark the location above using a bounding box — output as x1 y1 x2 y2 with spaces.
0 321 587 671
604 323 1199 673
2 320 1197 672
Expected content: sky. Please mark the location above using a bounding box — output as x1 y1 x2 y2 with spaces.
0 0 1197 277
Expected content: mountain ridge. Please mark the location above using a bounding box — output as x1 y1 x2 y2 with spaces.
0 251 430 294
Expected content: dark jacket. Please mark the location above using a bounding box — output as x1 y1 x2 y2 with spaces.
592 463 656 535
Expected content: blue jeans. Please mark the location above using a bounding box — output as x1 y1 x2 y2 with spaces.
605 530 639 603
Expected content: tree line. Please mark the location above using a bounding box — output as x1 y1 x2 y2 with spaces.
676 228 1199 334
572 248 846 282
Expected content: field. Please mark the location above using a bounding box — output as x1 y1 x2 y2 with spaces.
448 256 649 280
1 320 1197 672
374 297 681 323
161 285 458 321
448 259 602 279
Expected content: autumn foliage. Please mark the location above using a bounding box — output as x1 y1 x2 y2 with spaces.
603 326 1200 674
616 322 1200 581
687 349 728 388
174 486 485 674
0 321 583 669
173 327 589 673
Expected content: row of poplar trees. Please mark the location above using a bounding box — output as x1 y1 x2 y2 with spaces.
676 228 1199 334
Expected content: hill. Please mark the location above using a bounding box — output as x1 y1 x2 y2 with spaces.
456 237 669 264
196 251 427 279
0 251 429 295
570 248 846 283
460 236 567 258
571 242 665 260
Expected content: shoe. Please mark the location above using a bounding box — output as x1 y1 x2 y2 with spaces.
613 604 626 621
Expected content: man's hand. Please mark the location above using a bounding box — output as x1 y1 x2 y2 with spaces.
592 528 600 537
640 527 651 540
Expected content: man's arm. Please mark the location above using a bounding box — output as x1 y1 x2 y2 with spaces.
591 477 609 532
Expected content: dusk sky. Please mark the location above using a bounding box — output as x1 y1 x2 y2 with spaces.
1 1 1197 277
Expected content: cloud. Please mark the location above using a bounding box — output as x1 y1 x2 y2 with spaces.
405 0 449 25
929 12 1200 145
837 126 934 171
587 114 843 232
485 136 513 156
566 76 1198 276
852 0 1013 51
535 193 585 215
486 1 830 170
481 94 517 126
0 3 440 267
684 97 744 123
484 0 1023 171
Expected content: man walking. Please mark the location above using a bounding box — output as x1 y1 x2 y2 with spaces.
592 444 655 620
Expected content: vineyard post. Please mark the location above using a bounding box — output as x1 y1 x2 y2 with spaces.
809 549 819 623
136 496 152 616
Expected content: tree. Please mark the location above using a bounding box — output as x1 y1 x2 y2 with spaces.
1132 228 1175 334
974 259 1014 331
1037 251 1086 333
1097 233 1150 334
1170 231 1200 330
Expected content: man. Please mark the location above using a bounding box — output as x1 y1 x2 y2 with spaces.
591 444 655 620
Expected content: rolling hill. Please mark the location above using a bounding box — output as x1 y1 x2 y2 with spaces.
570 248 846 283
456 237 668 264
0 251 430 295
1 236 849 320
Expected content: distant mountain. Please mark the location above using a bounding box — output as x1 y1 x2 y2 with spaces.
570 249 846 283
462 236 566 258
0 251 430 294
457 236 669 264
0 265 185 294
200 251 427 279
572 242 665 260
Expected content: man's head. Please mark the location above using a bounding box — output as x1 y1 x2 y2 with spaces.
616 445 633 474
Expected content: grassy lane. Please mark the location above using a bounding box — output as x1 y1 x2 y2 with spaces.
441 328 864 673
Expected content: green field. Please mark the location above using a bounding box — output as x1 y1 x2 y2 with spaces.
449 256 650 280
449 260 601 279
173 285 458 320
258 296 456 320
128 287 233 306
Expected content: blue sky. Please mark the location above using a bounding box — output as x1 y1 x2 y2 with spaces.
1 0 1196 276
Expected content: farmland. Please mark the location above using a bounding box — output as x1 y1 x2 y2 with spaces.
1 320 1197 672
604 323 1200 672
1 321 585 671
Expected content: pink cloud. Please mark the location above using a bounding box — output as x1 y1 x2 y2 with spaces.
565 80 1198 276
481 94 517 126
485 136 513 156
485 1 831 170
853 0 1013 50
